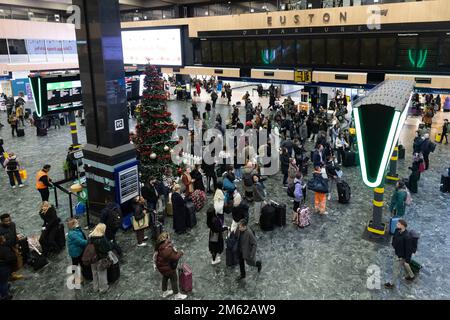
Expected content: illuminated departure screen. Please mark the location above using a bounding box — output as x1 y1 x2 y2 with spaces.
46 80 83 112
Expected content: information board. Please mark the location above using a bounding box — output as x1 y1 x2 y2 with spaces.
294 69 312 83
115 162 140 204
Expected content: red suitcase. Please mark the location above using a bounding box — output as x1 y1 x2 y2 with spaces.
178 263 193 293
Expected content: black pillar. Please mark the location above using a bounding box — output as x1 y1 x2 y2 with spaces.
74 0 136 214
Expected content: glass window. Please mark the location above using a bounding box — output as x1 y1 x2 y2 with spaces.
439 36 450 67
256 39 269 65
211 40 222 64
62 40 77 54
46 40 63 61
26 39 46 62
282 39 296 65
297 39 310 65
0 39 9 55
222 40 233 64
417 36 438 70
342 38 359 66
378 37 396 67
201 40 211 64
360 38 376 67
311 38 325 65
233 40 245 65
8 39 27 54
245 40 256 64
397 36 417 69
269 39 282 65
326 38 341 66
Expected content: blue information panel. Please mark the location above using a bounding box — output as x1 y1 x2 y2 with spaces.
114 160 140 204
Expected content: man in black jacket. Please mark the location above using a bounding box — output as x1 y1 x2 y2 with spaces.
0 235 16 300
141 176 159 211
420 133 434 170
100 199 123 256
0 214 23 281
385 219 415 289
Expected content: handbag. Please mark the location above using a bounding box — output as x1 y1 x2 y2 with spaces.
307 175 329 193
81 243 98 266
98 257 112 271
132 213 149 231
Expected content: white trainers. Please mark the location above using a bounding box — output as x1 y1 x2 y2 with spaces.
322 211 329 215
12 186 16 189
212 257 221 265
174 293 187 300
19 184 25 188
143 236 149 241
162 290 174 298
137 242 147 247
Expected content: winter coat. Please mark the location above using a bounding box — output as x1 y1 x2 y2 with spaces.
191 169 205 191
253 182 265 202
392 229 414 263
232 200 249 223
420 138 433 156
0 222 17 248
156 240 182 277
0 244 16 268
280 153 290 174
213 189 224 215
413 137 424 154
208 216 227 255
389 189 407 217
293 178 304 203
172 192 187 233
223 176 236 204
67 227 88 258
39 206 60 230
287 163 298 185
90 236 112 260
237 228 257 264
313 150 324 168
182 173 194 195
141 183 159 205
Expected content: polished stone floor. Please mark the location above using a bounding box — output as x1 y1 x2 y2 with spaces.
0 91 449 300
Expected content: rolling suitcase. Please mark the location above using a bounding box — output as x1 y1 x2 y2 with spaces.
410 259 422 274
107 262 120 284
37 127 47 136
55 223 66 251
337 180 351 204
121 213 133 230
389 216 401 235
343 151 356 167
178 263 193 293
17 236 30 265
297 207 311 228
185 200 197 228
28 242 48 271
17 128 25 137
398 145 406 160
225 232 239 267
270 200 286 227
152 222 164 241
81 264 93 281
440 175 450 193
259 204 275 231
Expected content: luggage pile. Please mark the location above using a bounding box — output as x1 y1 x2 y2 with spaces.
191 189 207 211
259 200 286 231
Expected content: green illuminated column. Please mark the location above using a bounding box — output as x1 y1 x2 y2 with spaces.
386 143 399 184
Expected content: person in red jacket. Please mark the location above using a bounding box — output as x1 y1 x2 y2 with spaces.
154 232 187 300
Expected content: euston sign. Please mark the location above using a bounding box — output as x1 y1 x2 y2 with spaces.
267 9 388 27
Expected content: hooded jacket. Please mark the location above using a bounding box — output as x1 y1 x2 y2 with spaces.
155 240 182 277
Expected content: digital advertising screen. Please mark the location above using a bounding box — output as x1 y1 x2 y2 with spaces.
121 28 183 66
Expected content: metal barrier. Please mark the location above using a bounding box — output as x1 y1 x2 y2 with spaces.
52 178 91 227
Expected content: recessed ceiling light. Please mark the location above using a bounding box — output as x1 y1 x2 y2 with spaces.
205 11 208 15
250 8 254 12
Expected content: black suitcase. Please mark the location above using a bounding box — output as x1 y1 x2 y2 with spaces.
37 127 47 136
29 251 49 271
81 264 93 281
270 201 286 227
17 237 30 265
225 233 239 267
17 128 25 137
107 263 120 284
337 180 351 204
152 222 164 241
343 151 356 167
59 117 65 126
185 200 197 228
260 204 276 231
398 145 406 160
441 175 450 193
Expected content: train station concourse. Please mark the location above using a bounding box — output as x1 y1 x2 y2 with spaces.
0 0 449 305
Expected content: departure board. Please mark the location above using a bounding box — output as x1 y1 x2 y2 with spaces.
46 80 83 113
117 164 140 204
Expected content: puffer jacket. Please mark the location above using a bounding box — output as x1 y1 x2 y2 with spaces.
155 240 182 277
67 227 88 258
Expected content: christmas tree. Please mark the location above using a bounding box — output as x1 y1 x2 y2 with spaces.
133 65 178 181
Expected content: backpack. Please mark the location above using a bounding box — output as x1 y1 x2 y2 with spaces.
405 190 412 206
81 243 97 266
107 206 122 230
6 158 18 171
409 230 420 254
287 182 299 198
243 173 253 187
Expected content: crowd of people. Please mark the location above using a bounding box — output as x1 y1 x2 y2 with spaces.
0 85 447 300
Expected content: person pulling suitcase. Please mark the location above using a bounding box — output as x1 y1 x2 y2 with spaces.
236 220 262 281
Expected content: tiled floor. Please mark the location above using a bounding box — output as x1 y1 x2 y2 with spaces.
0 92 449 300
